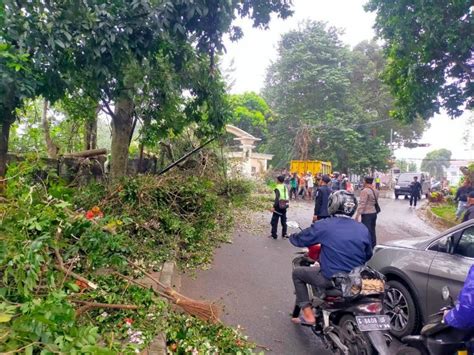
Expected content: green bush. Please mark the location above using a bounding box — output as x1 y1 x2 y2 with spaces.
0 161 254 353
431 204 457 223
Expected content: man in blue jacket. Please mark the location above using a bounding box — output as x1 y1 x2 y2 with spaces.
313 174 332 222
290 191 373 325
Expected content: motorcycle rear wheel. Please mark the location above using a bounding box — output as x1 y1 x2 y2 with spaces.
338 315 373 355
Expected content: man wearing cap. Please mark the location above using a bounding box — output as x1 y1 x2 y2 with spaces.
313 175 332 222
462 190 474 222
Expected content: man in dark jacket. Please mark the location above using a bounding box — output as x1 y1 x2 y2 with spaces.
313 174 332 222
455 181 472 219
290 191 372 325
462 191 474 222
270 175 289 239
410 176 422 207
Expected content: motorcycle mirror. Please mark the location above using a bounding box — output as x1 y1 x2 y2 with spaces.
287 221 300 229
442 286 450 301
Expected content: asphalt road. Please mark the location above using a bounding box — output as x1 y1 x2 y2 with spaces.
181 196 440 354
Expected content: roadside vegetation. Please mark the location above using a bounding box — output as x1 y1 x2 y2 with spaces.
0 157 256 354
430 204 457 224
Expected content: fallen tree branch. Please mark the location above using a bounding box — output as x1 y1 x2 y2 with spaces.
53 228 98 290
113 272 173 301
53 264 99 290
70 299 139 311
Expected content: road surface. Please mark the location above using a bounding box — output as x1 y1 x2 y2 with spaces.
181 196 440 354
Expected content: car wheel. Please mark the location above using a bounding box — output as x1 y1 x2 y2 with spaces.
384 280 419 338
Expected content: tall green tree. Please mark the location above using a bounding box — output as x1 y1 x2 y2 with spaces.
365 0 473 121
421 149 452 179
349 40 428 144
0 44 38 189
262 22 422 173
229 92 272 139
1 0 293 180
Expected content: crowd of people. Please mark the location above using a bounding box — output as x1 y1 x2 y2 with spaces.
284 171 354 201
270 173 380 246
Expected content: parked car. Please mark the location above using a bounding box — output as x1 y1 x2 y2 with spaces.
368 219 474 338
394 172 431 199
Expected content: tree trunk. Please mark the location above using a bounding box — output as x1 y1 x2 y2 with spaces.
84 118 98 150
0 119 12 194
42 100 59 159
84 104 99 150
110 95 134 179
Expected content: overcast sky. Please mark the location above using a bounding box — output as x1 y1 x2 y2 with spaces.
221 0 473 165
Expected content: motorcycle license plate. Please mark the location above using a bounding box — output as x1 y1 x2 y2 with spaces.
355 315 391 331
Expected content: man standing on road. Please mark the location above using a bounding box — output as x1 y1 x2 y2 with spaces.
289 173 298 200
313 175 332 222
355 176 379 248
455 181 472 220
375 175 381 190
331 173 341 191
290 191 373 325
461 191 474 222
298 173 307 199
409 176 422 208
270 175 289 239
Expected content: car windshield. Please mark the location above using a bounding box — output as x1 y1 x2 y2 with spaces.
398 173 419 183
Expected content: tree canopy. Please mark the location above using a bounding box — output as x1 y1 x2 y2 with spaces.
0 0 293 180
421 149 452 180
229 92 272 139
262 22 427 173
365 0 473 121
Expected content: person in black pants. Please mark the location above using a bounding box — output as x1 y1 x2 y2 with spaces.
312 174 332 222
355 176 379 248
270 175 289 239
410 176 422 207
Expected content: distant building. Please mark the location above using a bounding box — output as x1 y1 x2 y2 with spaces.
225 125 273 178
445 160 472 185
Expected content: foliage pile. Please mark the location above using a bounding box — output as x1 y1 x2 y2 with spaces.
0 159 255 353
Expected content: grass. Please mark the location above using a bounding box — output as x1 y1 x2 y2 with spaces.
431 203 457 223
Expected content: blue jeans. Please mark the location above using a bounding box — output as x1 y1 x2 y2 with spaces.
456 201 467 219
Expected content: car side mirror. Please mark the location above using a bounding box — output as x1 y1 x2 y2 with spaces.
446 235 455 254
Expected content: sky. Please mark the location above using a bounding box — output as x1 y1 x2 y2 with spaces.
221 0 474 165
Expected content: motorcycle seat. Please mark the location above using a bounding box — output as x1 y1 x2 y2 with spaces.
324 287 343 297
420 321 449 336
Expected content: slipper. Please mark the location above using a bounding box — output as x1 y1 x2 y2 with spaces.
291 315 315 326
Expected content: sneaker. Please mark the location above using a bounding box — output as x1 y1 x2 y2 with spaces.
282 235 289 239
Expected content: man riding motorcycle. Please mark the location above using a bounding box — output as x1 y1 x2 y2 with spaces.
289 190 373 325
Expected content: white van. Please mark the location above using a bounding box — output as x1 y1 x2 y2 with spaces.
394 172 431 199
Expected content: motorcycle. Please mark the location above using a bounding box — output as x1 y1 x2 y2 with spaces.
397 286 474 355
288 221 391 355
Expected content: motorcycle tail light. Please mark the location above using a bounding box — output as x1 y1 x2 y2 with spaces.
359 302 383 314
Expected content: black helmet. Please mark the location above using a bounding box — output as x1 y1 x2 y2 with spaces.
328 191 358 217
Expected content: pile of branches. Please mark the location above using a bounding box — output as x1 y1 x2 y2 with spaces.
0 161 253 353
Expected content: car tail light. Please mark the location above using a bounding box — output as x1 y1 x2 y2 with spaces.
358 302 383 314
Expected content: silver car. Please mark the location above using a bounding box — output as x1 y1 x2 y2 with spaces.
368 219 474 338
